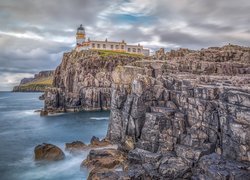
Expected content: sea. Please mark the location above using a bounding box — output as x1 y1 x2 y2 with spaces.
0 92 110 180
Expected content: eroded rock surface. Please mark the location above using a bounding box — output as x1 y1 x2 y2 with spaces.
34 143 65 161
43 50 142 113
89 136 111 148
82 148 127 180
65 141 87 154
103 44 250 179
42 45 250 179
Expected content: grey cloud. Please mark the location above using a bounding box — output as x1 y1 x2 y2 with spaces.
1 0 250 90
1 0 111 25
158 30 204 46
0 35 69 74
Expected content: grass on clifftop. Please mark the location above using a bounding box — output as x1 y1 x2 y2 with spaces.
23 77 53 86
17 77 53 91
96 50 144 58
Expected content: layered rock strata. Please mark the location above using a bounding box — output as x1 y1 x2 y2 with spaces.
43 50 142 113
42 45 250 178
103 44 250 179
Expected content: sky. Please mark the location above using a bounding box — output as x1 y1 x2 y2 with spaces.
0 0 250 91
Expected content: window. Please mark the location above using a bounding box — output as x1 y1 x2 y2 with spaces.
111 45 114 49
92 43 95 48
133 48 136 52
97 44 100 48
128 48 131 52
116 45 119 49
121 45 124 49
138 49 141 53
103 44 106 49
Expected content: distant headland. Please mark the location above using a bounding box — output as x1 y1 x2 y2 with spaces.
13 70 54 92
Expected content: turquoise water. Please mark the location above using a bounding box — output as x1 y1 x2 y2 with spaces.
0 92 110 180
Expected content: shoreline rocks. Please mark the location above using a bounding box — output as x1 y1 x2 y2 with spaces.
82 148 127 180
34 143 65 161
38 45 250 178
98 44 250 179
65 141 87 154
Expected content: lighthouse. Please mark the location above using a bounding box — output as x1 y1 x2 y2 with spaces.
76 24 86 46
74 24 149 55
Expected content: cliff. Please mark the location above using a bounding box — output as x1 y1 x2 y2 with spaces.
43 50 143 113
89 44 250 179
13 70 54 92
42 45 250 179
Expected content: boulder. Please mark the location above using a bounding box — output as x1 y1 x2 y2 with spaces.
65 141 87 154
40 110 48 116
89 136 111 147
82 148 128 180
82 148 125 170
34 143 65 161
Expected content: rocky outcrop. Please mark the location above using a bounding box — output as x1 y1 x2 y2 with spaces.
100 44 250 179
193 153 250 179
65 141 87 154
89 136 111 148
13 70 54 92
82 148 127 180
34 143 65 161
43 50 142 113
34 71 54 79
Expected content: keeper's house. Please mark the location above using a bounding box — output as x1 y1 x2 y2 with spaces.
75 24 150 56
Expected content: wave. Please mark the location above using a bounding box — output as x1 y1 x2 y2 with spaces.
2 109 37 118
15 143 89 180
0 97 9 100
90 117 109 120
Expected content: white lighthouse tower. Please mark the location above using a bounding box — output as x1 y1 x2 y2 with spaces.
76 24 85 45
75 24 90 51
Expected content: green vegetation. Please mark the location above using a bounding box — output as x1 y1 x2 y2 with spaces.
96 50 144 58
23 78 53 86
15 77 53 92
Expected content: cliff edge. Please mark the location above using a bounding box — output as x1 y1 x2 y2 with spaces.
43 50 143 113
89 44 250 179
13 70 54 92
42 45 250 179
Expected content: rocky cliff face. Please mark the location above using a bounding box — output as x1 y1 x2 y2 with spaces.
43 50 142 113
13 70 54 92
104 44 250 179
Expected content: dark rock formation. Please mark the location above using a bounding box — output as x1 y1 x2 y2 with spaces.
97 44 250 179
65 141 87 154
39 45 250 178
43 50 142 113
192 153 250 179
13 70 54 92
82 148 126 180
20 78 34 85
89 136 111 147
34 71 54 79
34 143 65 161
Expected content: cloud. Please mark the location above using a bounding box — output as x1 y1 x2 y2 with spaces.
0 72 34 91
0 0 250 90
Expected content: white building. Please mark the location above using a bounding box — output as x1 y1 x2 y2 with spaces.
75 24 150 56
